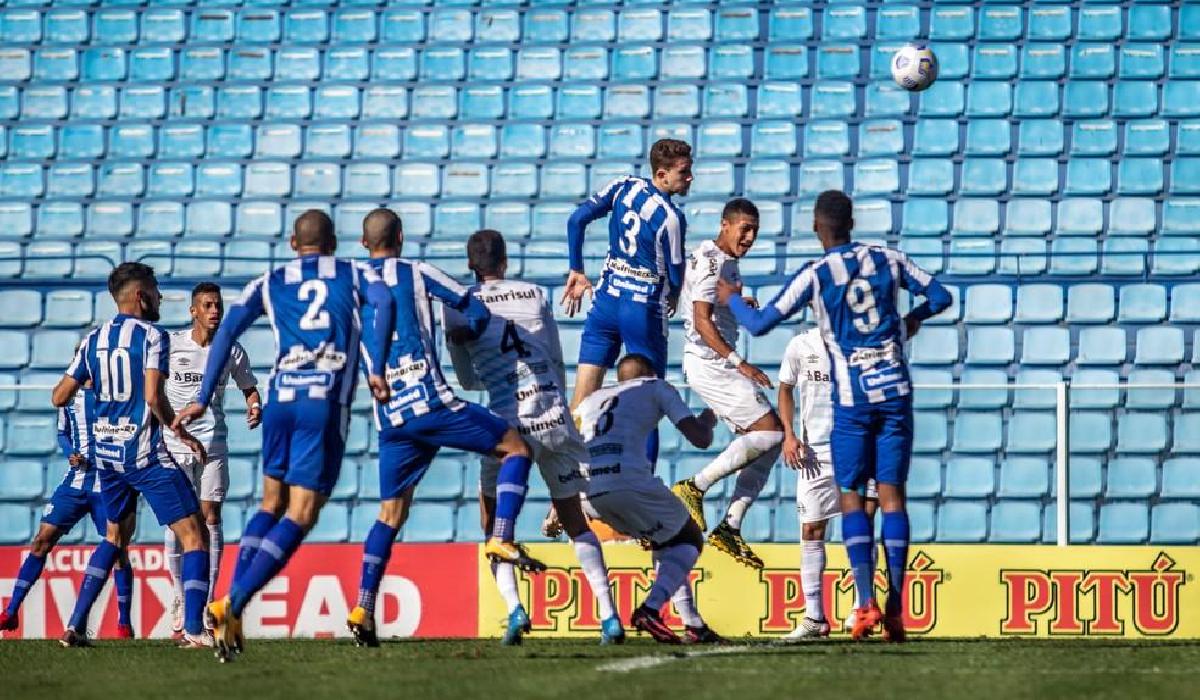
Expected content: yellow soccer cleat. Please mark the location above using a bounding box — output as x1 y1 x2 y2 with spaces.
484 538 547 573
207 596 242 663
347 606 379 648
707 521 764 570
671 479 707 531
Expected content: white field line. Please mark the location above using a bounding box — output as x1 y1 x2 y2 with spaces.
596 645 753 673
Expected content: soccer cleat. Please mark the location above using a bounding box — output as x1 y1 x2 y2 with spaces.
779 617 831 643
882 614 907 643
630 605 682 645
600 616 625 645
850 600 884 641
844 608 857 632
671 480 707 531
683 624 727 645
169 596 183 641
706 522 764 570
501 605 531 646
0 610 17 632
347 606 380 648
177 630 214 648
115 623 135 640
59 628 90 648
207 596 242 663
484 538 547 573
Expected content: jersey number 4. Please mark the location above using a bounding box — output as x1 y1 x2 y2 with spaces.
500 320 531 358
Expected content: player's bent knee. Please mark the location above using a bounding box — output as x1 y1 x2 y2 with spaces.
658 518 705 551
747 412 786 434
552 497 589 539
29 526 61 556
802 521 828 541
170 515 206 551
497 429 531 459
377 498 409 529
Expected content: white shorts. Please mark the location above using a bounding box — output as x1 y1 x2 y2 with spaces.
170 450 229 503
683 352 773 432
480 420 587 500
586 480 691 545
796 446 877 524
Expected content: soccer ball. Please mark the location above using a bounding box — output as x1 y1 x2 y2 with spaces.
890 43 938 92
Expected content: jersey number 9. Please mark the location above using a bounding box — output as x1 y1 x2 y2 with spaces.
847 278 881 333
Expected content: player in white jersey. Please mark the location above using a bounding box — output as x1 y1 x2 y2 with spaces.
443 229 623 645
577 355 724 645
163 283 261 638
670 199 785 570
776 328 882 640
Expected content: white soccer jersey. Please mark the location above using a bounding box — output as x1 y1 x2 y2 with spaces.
679 239 742 360
164 329 257 455
576 377 693 491
778 328 834 449
444 279 570 433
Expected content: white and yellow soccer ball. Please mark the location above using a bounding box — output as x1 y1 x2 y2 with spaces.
890 43 939 92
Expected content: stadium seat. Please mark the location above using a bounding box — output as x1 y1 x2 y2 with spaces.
989 500 1043 543
0 505 33 545
401 504 456 543
1022 45 1066 80
796 161 838 196
949 240 996 275
964 120 1009 157
1007 412 1057 453
1012 369 1060 410
953 412 1003 453
909 327 959 366
1021 328 1070 366
963 285 1012 324
965 327 1014 365
998 457 1050 498
937 501 987 543
907 159 955 196
1105 457 1158 499
6 415 54 456
235 201 284 238
1065 284 1115 324
853 160 898 196
1097 503 1149 545
0 291 40 328
1134 327 1184 365
944 457 994 497
912 369 953 410
956 369 1008 410
913 411 948 453
1151 504 1200 544
1070 369 1121 409
1054 229 1099 270
138 202 184 238
1014 285 1063 323
1117 413 1170 454
698 124 742 158
752 122 797 157
1076 328 1127 366
804 122 849 157
1117 284 1167 323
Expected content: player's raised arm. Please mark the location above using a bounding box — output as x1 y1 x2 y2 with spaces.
562 178 623 316
420 262 489 343
719 265 817 337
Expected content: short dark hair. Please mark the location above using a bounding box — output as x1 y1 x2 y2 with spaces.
107 262 157 299
467 229 506 278
192 282 221 299
362 208 401 250
649 138 692 173
814 190 853 237
293 209 335 249
722 198 759 222
616 353 656 380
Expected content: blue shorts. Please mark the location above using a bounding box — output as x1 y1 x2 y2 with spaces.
830 396 914 490
41 483 107 538
100 462 199 527
378 402 509 500
578 293 668 375
262 398 350 496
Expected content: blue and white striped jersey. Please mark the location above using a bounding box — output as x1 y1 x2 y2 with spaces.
66 314 171 471
197 255 393 408
362 257 490 429
55 390 100 493
567 176 687 305
731 242 952 408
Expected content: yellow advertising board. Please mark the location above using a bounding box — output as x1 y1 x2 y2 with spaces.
479 544 1196 639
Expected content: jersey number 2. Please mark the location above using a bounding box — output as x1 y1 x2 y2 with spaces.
298 280 331 330
500 320 531 358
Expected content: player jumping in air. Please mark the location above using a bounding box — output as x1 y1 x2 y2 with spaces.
671 198 785 570
52 263 210 648
175 211 395 662
1 384 136 639
717 190 951 642
444 228 622 646
163 283 261 639
345 211 543 649
576 354 723 645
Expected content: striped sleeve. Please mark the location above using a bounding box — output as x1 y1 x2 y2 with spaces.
66 332 91 382
145 325 169 372
769 265 817 318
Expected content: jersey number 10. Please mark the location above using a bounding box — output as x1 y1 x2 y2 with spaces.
95 348 132 402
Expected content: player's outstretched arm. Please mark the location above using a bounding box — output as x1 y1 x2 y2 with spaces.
718 267 814 337
677 408 717 450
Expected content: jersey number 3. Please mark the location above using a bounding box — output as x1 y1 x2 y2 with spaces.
298 280 331 331
619 211 640 256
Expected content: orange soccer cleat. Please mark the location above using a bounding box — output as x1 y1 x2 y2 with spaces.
850 600 883 641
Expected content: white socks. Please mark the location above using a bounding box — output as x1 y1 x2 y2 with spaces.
572 531 616 621
693 431 783 493
724 439 783 529
645 544 699 611
671 582 704 627
209 523 224 603
165 528 182 602
801 540 826 621
490 560 522 614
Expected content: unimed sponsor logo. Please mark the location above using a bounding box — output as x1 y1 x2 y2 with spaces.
1000 552 1186 636
759 550 944 634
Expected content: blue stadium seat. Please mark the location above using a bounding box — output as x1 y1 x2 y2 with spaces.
864 82 910 118
1070 413 1112 459
764 45 808 81
956 368 1009 410
450 124 496 160
696 123 740 158
0 291 40 328
1018 119 1063 156
966 83 1011 118
1021 328 1070 366
853 159 898 196
1070 368 1120 410
907 159 954 196
1097 503 1149 545
1105 457 1158 499
1117 158 1164 196
147 164 193 198
87 202 133 239
1129 4 1172 41
108 125 154 159
0 332 27 370
216 86 262 120
815 44 859 80
975 45 1018 80
382 9 425 43
1021 45 1066 79
912 369 953 410
1183 5 1200 41
1151 504 1200 544
307 502 349 544
1114 80 1160 119
964 120 1009 156
910 327 961 367
1162 458 1200 498
690 162 735 197
963 284 1012 324
953 412 1003 453
557 86 601 120
759 82 805 118
1071 45 1115 80
0 505 33 545
0 459 43 501
295 163 341 198
748 121 795 158
1011 369 1060 410
944 457 994 497
1134 327 1184 365
857 120 903 157
902 456 940 498
998 457 1050 498
45 168 92 200
224 240 273 278
1066 284 1114 324
499 124 544 159
137 202 184 238
1042 501 1097 544
313 86 359 120
195 163 242 197
913 411 948 453
97 9 142 43
332 9 376 43
901 199 948 236
795 161 838 196
919 81 963 117
704 83 747 117
1079 5 1122 41
244 163 291 198
572 8 614 42
1117 413 1169 454
345 163 392 198
10 126 54 160
563 47 607 81
1013 81 1059 118
965 327 1014 365
402 504 456 543
804 121 849 157
1170 285 1200 323
6 415 54 456
491 163 536 199
1121 45 1165 80
354 125 400 160
59 124 104 160
990 501 1043 543
1118 284 1167 323
1172 413 1200 454
937 501 987 543
517 47 561 81
998 238 1047 276
1076 327 1126 365
1006 411 1057 453
1064 158 1111 195
809 82 855 119
1014 285 1063 323
25 240 74 279
1071 120 1117 157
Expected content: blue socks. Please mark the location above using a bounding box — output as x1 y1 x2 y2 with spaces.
233 510 280 591
230 517 304 617
68 540 118 631
841 509 876 610
181 550 210 635
493 455 532 542
881 511 911 617
357 521 398 616
6 553 45 617
113 562 133 627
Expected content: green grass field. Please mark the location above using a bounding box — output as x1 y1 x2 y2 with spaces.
2 637 1197 700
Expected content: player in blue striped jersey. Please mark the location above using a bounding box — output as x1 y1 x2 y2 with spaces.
174 210 395 661
717 190 952 642
346 211 541 648
51 263 211 648
0 387 135 639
